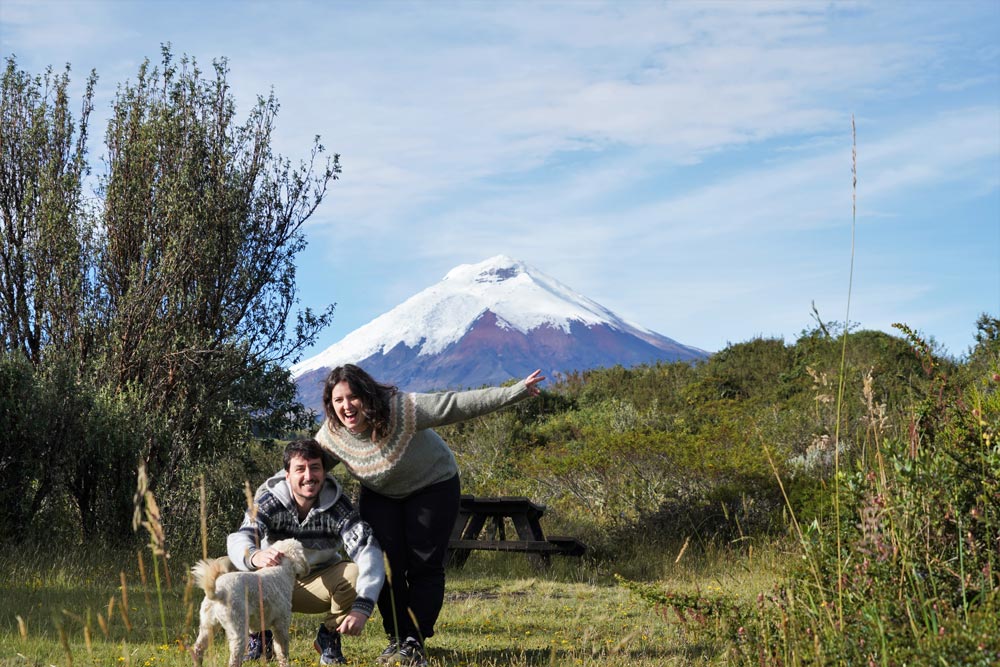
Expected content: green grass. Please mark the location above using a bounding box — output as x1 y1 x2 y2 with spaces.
0 542 787 667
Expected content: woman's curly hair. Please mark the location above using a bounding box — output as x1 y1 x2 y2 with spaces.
322 364 398 440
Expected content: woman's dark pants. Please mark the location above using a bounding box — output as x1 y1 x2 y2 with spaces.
359 474 461 641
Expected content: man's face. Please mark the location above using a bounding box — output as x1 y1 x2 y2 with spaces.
285 454 324 508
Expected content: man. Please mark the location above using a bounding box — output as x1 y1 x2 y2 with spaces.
227 438 384 665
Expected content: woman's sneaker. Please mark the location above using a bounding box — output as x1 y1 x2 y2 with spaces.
397 637 428 667
376 637 401 665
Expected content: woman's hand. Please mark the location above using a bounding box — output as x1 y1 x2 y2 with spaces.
524 369 545 396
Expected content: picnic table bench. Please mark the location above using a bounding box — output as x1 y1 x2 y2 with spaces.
448 494 586 568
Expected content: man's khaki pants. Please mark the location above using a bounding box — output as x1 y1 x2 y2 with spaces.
292 560 359 629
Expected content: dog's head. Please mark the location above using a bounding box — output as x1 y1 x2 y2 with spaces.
270 538 310 577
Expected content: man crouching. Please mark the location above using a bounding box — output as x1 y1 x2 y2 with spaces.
227 438 384 665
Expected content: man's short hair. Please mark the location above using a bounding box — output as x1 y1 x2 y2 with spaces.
283 439 326 471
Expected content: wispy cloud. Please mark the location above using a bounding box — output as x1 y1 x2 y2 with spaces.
3 0 997 357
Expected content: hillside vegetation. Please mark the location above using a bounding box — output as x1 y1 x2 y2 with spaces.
447 322 950 548
439 317 999 663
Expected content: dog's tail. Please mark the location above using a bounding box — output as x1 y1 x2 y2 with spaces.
190 557 230 600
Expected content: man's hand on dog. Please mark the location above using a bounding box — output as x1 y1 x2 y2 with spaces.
249 547 284 568
247 546 367 634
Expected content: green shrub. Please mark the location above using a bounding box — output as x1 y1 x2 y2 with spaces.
738 330 1000 665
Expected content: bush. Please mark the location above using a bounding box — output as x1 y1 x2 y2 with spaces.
0 352 145 545
739 331 1000 665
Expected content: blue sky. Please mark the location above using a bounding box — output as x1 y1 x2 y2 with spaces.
3 0 998 359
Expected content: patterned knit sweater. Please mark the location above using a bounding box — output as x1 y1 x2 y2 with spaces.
226 471 384 618
315 379 531 499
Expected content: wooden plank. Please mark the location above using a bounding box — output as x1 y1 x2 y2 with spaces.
509 513 545 542
458 495 546 519
449 538 586 556
448 539 562 553
545 536 587 557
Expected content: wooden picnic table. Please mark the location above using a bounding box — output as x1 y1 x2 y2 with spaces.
448 494 586 568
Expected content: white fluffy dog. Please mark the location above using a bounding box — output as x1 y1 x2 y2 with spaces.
191 538 309 667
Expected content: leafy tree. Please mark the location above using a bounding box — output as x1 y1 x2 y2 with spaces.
95 48 337 496
0 57 96 365
1 57 102 540
1 50 337 547
965 313 1000 380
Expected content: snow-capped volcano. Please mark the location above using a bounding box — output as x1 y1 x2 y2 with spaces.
292 255 706 412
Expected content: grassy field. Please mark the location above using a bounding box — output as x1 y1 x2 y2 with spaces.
0 540 783 667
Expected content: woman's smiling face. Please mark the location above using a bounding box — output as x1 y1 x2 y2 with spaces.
329 380 368 432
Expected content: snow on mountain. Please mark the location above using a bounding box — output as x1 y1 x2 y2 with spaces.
291 255 707 411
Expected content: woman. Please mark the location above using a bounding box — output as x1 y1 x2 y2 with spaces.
314 364 544 667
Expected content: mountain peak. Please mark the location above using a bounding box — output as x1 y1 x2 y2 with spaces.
291 256 707 405
444 255 526 284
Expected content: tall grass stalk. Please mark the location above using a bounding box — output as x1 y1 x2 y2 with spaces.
240 478 270 649
150 524 165 641
119 587 133 632
83 613 93 655
407 607 424 644
137 550 152 608
182 574 195 638
673 536 689 564
161 549 173 589
132 462 169 643
192 472 214 662
120 572 129 614
56 616 72 666
830 113 859 632
384 554 401 640
200 474 208 560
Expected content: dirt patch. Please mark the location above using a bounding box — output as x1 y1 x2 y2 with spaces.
445 589 528 601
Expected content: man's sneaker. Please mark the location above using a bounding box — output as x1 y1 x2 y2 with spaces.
313 624 347 665
244 630 274 661
376 637 401 665
397 637 428 667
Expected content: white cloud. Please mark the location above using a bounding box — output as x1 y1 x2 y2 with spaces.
248 2 968 245
2 0 997 357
